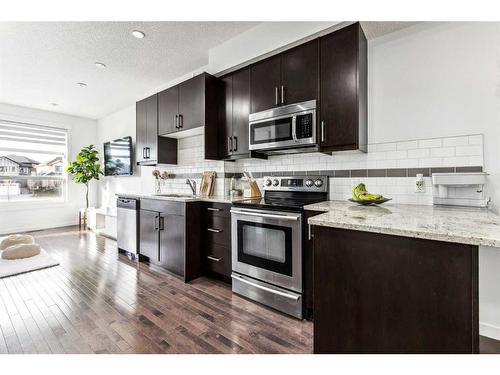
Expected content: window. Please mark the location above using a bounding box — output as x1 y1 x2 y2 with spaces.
0 120 68 203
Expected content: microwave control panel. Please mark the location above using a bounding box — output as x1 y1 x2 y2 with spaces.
296 113 314 139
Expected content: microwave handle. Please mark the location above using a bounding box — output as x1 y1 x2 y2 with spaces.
292 116 298 143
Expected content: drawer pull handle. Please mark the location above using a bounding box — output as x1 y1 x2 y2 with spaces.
207 256 222 262
207 228 221 233
207 208 221 212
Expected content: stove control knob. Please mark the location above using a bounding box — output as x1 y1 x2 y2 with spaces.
272 179 280 187
314 179 324 187
305 179 314 187
264 179 272 186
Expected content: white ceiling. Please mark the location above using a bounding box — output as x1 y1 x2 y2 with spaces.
0 22 259 119
0 21 417 120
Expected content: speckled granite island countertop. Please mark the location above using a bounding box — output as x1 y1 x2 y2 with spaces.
116 193 247 204
305 200 500 247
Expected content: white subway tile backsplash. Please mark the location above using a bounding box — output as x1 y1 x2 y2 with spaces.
374 143 397 152
407 148 430 158
419 157 443 168
430 147 455 158
455 145 482 156
418 138 442 148
386 150 408 160
397 140 419 150
443 136 469 147
468 134 483 145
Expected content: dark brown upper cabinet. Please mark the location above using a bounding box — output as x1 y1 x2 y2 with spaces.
158 85 179 135
281 39 319 106
250 40 319 114
319 22 367 153
136 94 177 166
156 72 218 160
218 67 252 159
250 55 281 113
158 73 217 135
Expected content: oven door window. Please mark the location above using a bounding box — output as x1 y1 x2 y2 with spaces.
237 221 293 276
250 117 293 145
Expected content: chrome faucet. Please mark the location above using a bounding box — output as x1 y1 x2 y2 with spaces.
186 179 197 196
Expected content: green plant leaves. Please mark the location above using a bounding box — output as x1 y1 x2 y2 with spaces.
67 144 104 185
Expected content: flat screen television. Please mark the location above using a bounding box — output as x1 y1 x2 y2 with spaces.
104 136 133 176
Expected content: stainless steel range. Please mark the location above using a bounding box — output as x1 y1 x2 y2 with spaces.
230 175 328 319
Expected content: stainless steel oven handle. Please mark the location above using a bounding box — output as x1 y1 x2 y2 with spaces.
230 209 300 221
291 115 298 143
231 274 300 301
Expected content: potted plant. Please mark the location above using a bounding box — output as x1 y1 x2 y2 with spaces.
67 145 104 215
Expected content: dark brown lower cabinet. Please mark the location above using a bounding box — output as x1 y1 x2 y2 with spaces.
201 202 231 280
139 199 201 282
313 226 479 354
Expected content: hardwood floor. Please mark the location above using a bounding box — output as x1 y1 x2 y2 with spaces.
1 226 499 354
0 226 312 354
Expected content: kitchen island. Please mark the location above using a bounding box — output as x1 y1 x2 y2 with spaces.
305 201 500 354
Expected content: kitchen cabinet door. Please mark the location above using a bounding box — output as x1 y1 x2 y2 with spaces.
145 94 158 161
159 214 185 278
281 39 319 106
231 67 251 156
319 22 367 152
136 98 148 164
250 54 281 113
218 74 233 159
139 209 159 261
178 74 204 131
158 85 179 135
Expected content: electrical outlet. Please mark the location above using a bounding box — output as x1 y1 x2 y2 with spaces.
415 180 425 193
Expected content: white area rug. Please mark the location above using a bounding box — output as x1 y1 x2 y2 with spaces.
0 237 59 278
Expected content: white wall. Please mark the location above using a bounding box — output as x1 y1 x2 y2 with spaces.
0 102 98 234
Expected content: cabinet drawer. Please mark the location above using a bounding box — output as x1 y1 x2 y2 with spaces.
205 215 230 247
203 202 230 217
204 243 231 277
141 199 185 216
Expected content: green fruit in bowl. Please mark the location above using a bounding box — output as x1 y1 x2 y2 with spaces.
352 183 385 201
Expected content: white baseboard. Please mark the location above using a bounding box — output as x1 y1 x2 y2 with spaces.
0 220 79 236
480 322 500 341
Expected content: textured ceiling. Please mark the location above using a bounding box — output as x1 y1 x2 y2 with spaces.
360 21 419 40
0 22 259 119
0 21 418 120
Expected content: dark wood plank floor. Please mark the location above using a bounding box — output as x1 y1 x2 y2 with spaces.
1 226 499 354
0 226 312 354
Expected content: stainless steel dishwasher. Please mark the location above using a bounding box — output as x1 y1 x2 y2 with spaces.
117 197 139 257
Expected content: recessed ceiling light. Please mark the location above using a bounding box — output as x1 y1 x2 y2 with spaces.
77 82 87 87
95 62 106 69
132 30 145 39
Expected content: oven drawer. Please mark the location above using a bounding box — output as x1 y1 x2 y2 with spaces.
231 273 303 319
205 215 230 247
204 243 231 277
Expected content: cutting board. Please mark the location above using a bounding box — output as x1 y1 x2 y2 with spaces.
200 171 216 196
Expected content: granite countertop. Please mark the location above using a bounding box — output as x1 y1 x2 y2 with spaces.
116 193 247 204
305 200 500 247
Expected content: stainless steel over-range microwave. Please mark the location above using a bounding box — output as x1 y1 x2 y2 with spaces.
248 100 317 155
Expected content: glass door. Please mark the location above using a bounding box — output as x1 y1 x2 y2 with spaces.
237 221 293 276
250 116 293 146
